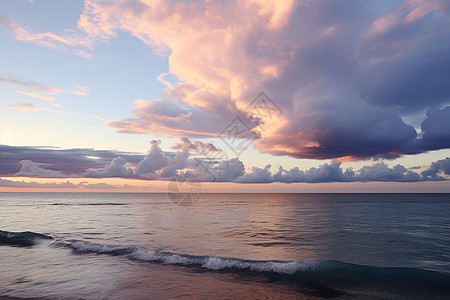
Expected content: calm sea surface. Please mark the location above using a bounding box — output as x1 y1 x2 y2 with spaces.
1 193 449 299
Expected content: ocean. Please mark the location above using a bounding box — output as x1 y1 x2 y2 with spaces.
0 192 449 299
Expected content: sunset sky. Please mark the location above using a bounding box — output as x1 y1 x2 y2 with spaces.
1 0 450 192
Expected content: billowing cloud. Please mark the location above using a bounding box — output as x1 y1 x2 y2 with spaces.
135 140 171 178
171 137 221 154
421 157 450 181
236 161 424 184
3 1 450 159
84 157 134 178
357 162 421 182
61 0 448 160
236 164 272 183
15 160 68 178
263 163 355 183
201 158 245 182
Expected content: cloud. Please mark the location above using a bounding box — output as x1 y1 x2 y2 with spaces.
2 139 450 183
7 103 46 112
84 156 134 178
107 91 253 138
0 144 144 177
15 160 68 178
5 1 449 159
0 74 91 98
236 161 423 184
0 178 131 189
0 14 94 59
0 178 78 188
171 137 221 154
419 106 450 151
199 158 245 182
0 74 62 94
270 163 355 183
17 91 55 102
421 157 450 181
135 140 171 177
357 162 421 182
68 85 91 96
236 164 272 183
56 0 449 160
85 138 242 182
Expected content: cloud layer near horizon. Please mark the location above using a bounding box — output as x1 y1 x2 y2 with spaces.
1 139 450 184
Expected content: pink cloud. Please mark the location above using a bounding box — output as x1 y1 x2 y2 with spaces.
4 1 450 160
7 103 46 112
79 0 450 160
0 14 94 59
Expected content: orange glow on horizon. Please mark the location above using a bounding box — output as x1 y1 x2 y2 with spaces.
1 177 450 193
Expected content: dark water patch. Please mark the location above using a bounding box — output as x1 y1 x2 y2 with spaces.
0 230 53 247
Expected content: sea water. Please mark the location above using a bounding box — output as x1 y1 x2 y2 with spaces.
1 193 449 299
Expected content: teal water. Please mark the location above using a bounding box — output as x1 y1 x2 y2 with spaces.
1 193 449 299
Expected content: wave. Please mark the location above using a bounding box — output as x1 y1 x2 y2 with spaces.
0 230 53 247
67 240 450 298
3 230 450 298
68 239 319 274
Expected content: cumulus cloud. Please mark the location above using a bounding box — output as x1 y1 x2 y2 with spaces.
171 137 220 154
200 158 245 182
269 163 355 183
2 139 450 183
15 160 67 178
421 157 450 181
357 162 421 182
236 161 423 184
84 156 134 178
237 165 272 183
135 140 171 178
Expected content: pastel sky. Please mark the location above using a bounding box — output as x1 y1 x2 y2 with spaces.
1 0 450 192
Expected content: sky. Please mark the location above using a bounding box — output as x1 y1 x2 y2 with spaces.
1 0 450 192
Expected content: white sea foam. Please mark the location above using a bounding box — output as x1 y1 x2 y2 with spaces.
68 240 322 274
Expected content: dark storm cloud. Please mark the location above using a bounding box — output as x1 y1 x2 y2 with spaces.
419 107 450 151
